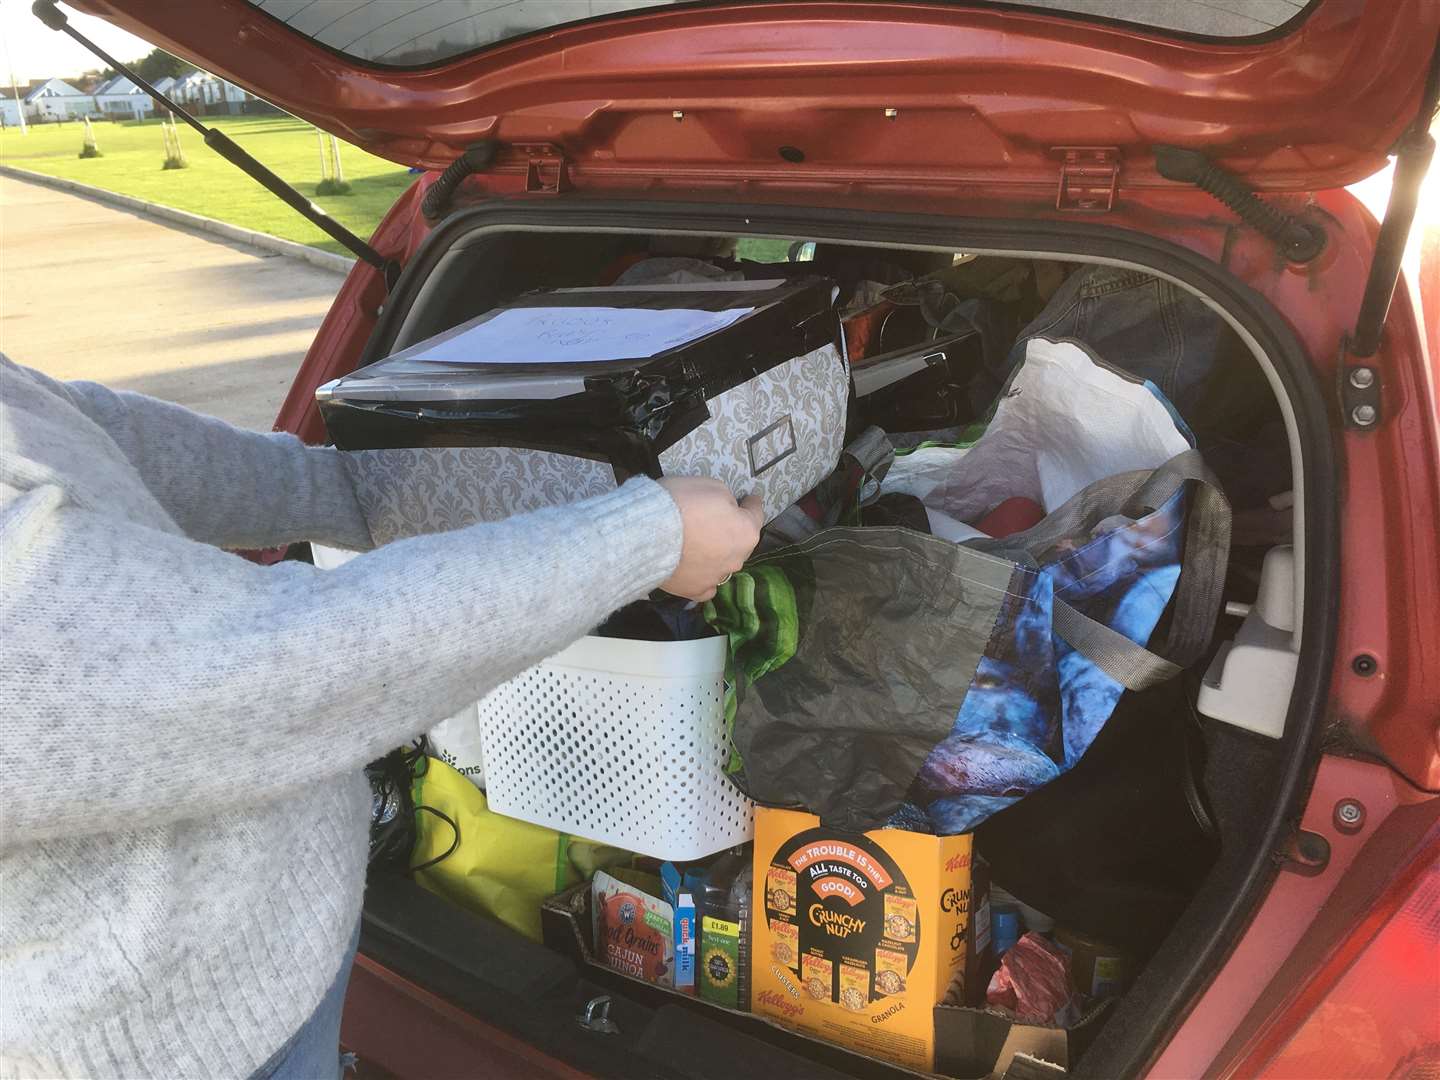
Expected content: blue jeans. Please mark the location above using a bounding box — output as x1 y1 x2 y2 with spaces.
250 926 359 1080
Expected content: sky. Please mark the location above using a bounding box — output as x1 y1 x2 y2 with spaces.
0 0 156 85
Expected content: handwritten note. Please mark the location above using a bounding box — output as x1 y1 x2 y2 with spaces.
418 306 755 365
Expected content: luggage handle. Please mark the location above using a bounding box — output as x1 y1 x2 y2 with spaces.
1051 449 1232 692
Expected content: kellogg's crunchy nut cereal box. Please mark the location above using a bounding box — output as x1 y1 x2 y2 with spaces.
751 808 973 1073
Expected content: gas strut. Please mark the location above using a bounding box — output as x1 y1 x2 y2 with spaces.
1347 41 1439 360
32 0 397 284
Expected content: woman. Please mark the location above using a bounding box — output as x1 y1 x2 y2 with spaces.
0 355 762 1079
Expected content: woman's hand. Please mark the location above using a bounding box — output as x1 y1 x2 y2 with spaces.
657 477 765 601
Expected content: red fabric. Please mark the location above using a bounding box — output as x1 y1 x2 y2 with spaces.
973 496 1046 538
986 932 1074 1023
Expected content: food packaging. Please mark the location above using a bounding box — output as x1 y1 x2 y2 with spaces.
592 869 674 987
661 863 698 995
985 931 1075 1024
1054 925 1133 1000
751 807 974 1073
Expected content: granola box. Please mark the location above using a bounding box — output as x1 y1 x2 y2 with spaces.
751 807 973 1073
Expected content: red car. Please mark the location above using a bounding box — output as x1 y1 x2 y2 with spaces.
72 1 1440 1077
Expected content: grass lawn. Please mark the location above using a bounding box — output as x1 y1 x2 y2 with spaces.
2 114 804 263
1 115 414 256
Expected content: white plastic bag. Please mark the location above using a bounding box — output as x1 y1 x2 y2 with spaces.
882 337 1190 523
425 703 486 789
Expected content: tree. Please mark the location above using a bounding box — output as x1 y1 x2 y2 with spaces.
135 48 194 84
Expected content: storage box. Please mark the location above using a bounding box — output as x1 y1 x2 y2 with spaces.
317 278 846 522
933 1000 1112 1079
752 808 974 1074
476 634 754 862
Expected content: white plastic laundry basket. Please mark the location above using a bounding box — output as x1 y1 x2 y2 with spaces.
477 634 755 861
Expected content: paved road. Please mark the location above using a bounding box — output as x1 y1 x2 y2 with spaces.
0 174 345 430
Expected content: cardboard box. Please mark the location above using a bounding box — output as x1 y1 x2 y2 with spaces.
942 856 993 1010
542 879 1109 1080
934 1000 1112 1079
752 808 974 1073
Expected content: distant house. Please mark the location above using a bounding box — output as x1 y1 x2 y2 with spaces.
200 75 249 115
168 71 210 110
168 69 253 116
24 78 93 121
1 87 24 128
93 75 154 120
149 75 177 113
170 70 210 108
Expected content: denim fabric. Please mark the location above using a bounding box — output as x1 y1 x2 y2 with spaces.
1008 266 1224 413
1005 266 1290 509
250 925 359 1080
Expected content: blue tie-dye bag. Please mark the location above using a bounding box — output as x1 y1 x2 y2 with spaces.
706 337 1230 833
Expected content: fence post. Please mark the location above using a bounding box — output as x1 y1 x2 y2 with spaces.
329 133 345 184
79 115 101 158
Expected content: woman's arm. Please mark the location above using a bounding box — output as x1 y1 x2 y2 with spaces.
0 478 684 848
31 367 373 551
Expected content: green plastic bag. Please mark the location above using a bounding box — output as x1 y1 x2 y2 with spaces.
411 757 632 941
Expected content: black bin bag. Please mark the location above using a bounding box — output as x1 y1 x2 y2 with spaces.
975 678 1221 956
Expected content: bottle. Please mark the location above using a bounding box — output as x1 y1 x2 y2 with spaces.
698 847 752 1010
731 858 753 1012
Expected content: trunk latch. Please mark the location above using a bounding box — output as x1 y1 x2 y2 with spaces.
1055 147 1120 212
517 144 572 194
578 994 620 1035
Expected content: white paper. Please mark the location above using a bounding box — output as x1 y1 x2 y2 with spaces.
419 305 755 365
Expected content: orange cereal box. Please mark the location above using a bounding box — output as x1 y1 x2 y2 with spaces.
874 946 909 997
802 953 834 1002
884 895 918 944
769 918 800 971
765 865 798 917
838 961 870 1012
751 808 973 1073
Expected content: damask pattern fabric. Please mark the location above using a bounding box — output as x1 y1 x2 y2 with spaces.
343 447 614 546
659 343 848 520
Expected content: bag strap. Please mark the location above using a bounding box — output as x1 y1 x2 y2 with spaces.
1053 449 1232 692
1052 601 1184 690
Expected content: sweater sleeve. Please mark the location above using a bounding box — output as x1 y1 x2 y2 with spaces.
34 369 374 552
0 477 683 848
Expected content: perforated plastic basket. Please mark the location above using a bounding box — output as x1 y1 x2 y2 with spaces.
477 634 755 861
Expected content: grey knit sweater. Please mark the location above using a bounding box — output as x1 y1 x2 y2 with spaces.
0 357 684 1078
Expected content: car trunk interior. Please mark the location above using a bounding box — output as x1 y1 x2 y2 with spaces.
337 203 1336 1080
